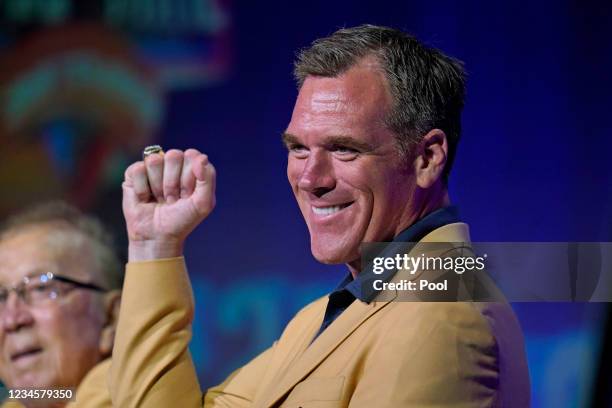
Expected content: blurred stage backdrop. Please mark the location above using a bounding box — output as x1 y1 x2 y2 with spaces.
0 1 611 407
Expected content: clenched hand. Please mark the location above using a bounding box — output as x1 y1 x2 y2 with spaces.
122 148 216 261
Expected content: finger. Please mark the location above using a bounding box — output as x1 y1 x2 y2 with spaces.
163 149 184 203
192 156 216 216
145 153 164 202
180 149 200 198
124 161 151 203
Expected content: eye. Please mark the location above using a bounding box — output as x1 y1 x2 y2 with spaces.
287 143 309 159
331 145 359 160
25 281 54 302
31 282 49 292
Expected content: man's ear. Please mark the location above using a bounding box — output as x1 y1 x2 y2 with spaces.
413 129 448 188
98 289 121 358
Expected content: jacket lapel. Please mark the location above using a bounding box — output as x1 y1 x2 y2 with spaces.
260 292 396 407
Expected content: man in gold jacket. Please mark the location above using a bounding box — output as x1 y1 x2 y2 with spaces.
113 25 531 407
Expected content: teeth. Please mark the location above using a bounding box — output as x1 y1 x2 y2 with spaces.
312 206 343 216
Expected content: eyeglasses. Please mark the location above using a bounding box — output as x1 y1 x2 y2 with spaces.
0 272 106 310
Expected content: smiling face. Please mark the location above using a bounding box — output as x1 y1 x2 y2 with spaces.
285 58 419 270
0 224 106 389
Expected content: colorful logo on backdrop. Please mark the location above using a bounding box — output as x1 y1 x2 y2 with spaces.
0 23 162 212
0 0 232 214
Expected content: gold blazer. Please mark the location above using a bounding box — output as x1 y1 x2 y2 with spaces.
111 223 530 407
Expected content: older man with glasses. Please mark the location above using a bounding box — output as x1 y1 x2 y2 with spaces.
0 202 121 408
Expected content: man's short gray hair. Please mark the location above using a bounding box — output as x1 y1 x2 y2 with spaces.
0 201 123 290
294 24 467 180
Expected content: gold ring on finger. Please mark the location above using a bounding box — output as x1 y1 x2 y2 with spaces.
143 145 165 160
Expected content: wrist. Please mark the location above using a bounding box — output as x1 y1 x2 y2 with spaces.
128 239 184 262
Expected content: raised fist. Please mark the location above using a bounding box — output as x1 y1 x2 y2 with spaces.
122 148 216 260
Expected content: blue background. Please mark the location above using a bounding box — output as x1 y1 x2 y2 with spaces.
1 1 611 407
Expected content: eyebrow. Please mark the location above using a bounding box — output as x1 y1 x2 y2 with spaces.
281 133 301 147
281 133 375 152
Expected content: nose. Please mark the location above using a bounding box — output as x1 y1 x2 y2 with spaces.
1 292 34 333
297 150 336 197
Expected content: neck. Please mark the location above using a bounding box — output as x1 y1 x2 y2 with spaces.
346 184 450 279
409 187 451 228
399 179 450 235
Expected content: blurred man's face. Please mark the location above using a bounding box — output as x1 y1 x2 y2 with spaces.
285 58 417 268
0 224 106 389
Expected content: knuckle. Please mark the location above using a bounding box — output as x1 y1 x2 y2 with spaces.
185 148 201 157
125 161 144 178
207 163 217 178
165 149 183 160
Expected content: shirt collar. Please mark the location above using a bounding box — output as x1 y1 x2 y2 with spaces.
334 206 461 303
